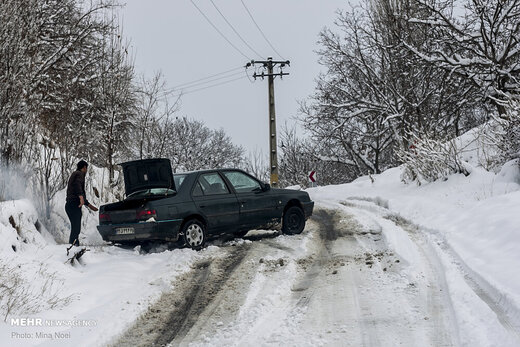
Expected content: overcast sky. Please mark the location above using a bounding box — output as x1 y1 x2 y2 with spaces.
121 0 348 154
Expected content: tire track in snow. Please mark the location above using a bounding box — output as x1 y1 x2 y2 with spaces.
346 196 520 344
113 243 250 347
291 209 356 298
338 200 459 346
294 207 387 346
387 213 520 343
385 214 460 346
343 196 520 345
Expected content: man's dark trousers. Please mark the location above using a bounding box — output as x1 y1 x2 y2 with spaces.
65 202 82 245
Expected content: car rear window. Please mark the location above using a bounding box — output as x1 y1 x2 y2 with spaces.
127 188 175 198
174 174 187 189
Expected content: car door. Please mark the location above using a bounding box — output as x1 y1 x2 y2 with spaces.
191 172 240 234
222 170 280 228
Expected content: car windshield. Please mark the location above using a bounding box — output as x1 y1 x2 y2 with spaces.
127 188 176 199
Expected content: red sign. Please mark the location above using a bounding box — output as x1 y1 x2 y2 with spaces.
308 170 316 183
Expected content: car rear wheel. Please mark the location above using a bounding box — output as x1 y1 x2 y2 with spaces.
282 206 305 235
182 219 206 250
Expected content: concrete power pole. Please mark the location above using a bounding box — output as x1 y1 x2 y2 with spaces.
246 57 290 188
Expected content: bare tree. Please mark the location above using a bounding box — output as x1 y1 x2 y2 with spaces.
133 72 180 160
242 148 269 182
160 117 244 173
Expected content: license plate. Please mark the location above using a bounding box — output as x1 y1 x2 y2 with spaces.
116 227 134 235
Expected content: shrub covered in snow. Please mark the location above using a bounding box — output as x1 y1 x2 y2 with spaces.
0 260 73 322
0 200 73 321
399 135 469 184
483 98 520 168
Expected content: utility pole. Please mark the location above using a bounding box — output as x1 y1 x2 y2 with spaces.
246 57 290 188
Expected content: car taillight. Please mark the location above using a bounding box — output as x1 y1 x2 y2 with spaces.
136 209 156 220
99 213 111 222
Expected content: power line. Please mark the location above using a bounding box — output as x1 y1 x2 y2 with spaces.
168 66 244 89
240 0 284 60
163 68 245 95
168 75 248 98
172 70 244 90
209 0 263 58
190 0 251 60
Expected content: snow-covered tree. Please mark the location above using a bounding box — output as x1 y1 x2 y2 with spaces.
90 12 136 182
302 0 481 177
402 0 520 115
278 124 357 187
479 95 520 168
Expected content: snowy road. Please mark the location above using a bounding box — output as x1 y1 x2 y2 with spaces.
110 200 520 346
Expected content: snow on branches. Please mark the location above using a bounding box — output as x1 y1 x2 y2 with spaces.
399 134 470 184
478 95 520 168
402 0 520 114
302 0 480 179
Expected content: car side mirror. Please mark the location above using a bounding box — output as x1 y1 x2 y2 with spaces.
262 183 271 191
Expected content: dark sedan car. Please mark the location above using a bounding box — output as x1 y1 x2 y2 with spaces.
97 158 314 250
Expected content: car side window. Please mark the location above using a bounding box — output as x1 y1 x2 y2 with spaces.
192 181 204 197
223 171 261 193
196 173 230 196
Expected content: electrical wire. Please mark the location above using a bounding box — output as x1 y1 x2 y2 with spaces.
173 70 244 89
209 0 263 59
168 74 249 98
190 0 251 60
168 66 244 90
162 69 246 96
240 0 284 59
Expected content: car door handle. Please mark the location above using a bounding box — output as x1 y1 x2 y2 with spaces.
199 205 206 208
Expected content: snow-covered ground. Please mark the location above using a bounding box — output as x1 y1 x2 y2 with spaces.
1 128 520 346
0 199 209 346
309 158 520 335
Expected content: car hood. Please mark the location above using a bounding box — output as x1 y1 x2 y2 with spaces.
120 158 175 196
271 187 311 201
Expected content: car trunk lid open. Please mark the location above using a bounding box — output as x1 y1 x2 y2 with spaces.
120 158 175 196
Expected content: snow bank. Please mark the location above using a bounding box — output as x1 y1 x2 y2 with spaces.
0 166 203 346
0 197 210 346
308 156 520 317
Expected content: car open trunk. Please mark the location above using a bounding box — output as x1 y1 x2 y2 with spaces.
121 158 175 196
99 158 175 224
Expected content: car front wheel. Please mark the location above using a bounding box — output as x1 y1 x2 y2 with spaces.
282 206 305 235
182 219 206 250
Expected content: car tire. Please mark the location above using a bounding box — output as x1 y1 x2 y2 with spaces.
182 219 207 250
234 230 249 238
282 206 305 235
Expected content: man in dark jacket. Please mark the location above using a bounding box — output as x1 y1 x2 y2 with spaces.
66 160 98 246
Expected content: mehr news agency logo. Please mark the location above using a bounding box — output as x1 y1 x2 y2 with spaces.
10 317 97 327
